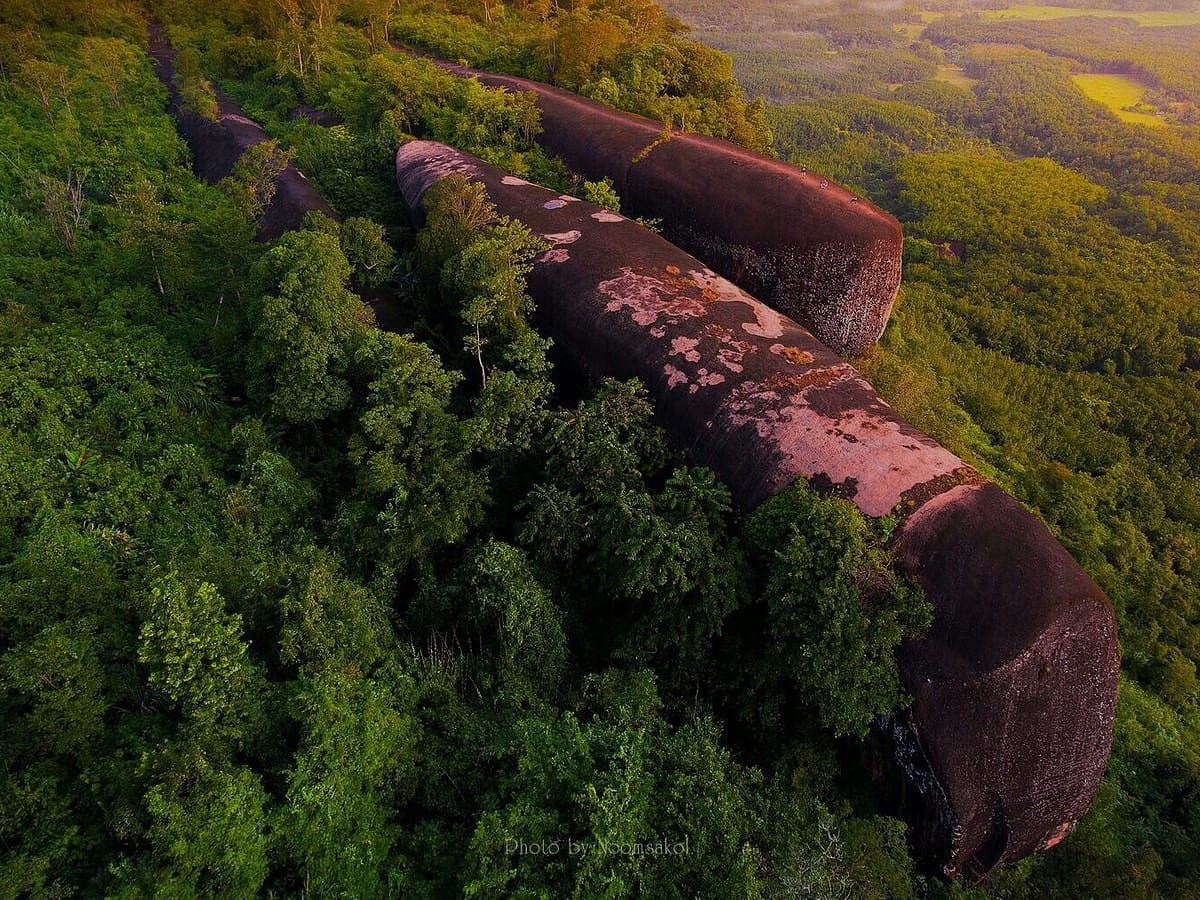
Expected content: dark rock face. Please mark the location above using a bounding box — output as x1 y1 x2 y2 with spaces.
147 22 336 240
396 141 1119 879
145 27 408 328
288 104 343 127
421 59 903 357
890 483 1120 877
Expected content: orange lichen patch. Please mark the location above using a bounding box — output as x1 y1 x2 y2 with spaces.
1041 821 1074 851
665 264 681 275
764 367 844 395
771 344 817 366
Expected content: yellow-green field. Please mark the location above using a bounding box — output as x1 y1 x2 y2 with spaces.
981 4 1200 26
935 65 979 90
1071 72 1168 126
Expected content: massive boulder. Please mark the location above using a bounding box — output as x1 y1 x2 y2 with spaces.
396 140 1120 879
418 57 903 357
144 26 410 330
147 21 336 240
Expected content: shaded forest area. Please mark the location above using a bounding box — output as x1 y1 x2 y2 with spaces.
0 0 1197 898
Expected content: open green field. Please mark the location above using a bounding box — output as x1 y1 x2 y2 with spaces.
1072 72 1168 126
981 4 1200 26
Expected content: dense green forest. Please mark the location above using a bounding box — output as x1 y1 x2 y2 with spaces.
663 0 1200 894
1 0 1197 896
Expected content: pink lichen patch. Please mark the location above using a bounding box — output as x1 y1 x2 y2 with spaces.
663 364 689 389
741 308 787 340
770 343 816 366
699 324 755 374
669 336 702 363
698 370 726 387
543 230 582 245
501 175 532 186
538 248 570 264
718 349 745 374
599 267 708 326
719 375 966 517
689 269 786 339
591 211 625 222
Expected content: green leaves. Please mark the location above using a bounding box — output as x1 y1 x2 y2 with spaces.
345 328 484 572
224 140 290 220
55 446 95 480
173 47 218 123
137 576 256 732
136 751 269 897
111 174 189 297
517 381 744 675
338 215 395 289
280 664 420 898
745 484 931 738
461 674 770 899
17 58 69 123
416 175 556 458
457 540 567 681
78 37 141 108
247 228 366 424
2 619 106 757
582 178 621 213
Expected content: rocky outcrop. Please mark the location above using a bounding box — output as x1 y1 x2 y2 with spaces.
147 21 336 240
288 104 342 127
417 57 903 358
396 140 1120 879
143 26 412 330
